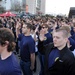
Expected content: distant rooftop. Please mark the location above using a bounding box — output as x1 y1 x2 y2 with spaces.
70 7 75 10
68 7 75 18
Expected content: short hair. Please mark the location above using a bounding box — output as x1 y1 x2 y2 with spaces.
42 24 49 28
60 25 71 32
0 28 16 52
31 25 36 30
54 28 69 38
24 23 32 30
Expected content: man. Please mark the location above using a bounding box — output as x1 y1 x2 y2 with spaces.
60 25 75 51
0 28 22 75
38 28 75 75
16 23 35 75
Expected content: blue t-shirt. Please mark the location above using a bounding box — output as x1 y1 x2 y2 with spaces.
43 32 53 45
0 53 22 75
18 34 35 62
68 37 75 51
48 48 60 68
71 33 75 41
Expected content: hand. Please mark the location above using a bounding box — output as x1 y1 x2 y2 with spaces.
34 25 39 33
30 65 34 71
16 22 21 29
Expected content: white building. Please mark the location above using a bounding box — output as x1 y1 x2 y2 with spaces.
26 0 46 14
26 0 36 14
0 0 46 14
40 0 46 14
1 0 21 10
0 0 6 9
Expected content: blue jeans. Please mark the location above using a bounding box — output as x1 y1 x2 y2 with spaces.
38 52 44 75
20 60 33 75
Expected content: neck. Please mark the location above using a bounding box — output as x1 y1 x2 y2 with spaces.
1 49 12 60
45 31 48 34
24 32 30 36
57 43 66 50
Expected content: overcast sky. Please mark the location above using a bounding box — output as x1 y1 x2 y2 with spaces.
45 0 75 15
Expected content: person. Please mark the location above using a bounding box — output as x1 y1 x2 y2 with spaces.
16 23 35 75
30 25 39 72
38 28 75 75
38 24 53 75
0 28 22 75
71 23 75 41
70 24 75 55
60 25 75 51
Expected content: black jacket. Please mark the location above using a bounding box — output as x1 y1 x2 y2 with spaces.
38 41 75 75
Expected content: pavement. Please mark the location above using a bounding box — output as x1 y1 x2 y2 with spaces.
15 54 40 75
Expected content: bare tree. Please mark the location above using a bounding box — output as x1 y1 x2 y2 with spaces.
10 1 22 12
0 6 5 13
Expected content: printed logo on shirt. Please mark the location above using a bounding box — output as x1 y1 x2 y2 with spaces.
55 57 59 62
59 60 63 62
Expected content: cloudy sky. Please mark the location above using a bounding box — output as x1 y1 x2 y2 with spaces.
45 0 75 15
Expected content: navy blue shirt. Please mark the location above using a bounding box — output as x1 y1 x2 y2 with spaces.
48 28 53 34
43 32 53 45
68 37 75 51
71 27 74 35
48 48 60 68
0 53 22 75
71 33 75 41
18 34 35 62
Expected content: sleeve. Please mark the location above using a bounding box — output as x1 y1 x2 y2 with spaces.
18 34 23 41
68 37 75 51
28 39 35 54
71 34 75 41
44 34 53 45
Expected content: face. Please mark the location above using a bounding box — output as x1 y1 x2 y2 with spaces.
41 26 48 33
0 45 4 54
48 22 54 28
53 31 68 48
0 43 7 54
22 25 28 34
61 21 66 26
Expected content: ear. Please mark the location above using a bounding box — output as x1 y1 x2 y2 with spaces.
5 41 9 45
3 41 9 47
65 38 68 43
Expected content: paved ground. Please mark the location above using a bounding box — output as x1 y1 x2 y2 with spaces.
33 56 40 75
16 54 40 75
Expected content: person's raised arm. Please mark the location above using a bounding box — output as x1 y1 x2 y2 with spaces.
16 22 21 38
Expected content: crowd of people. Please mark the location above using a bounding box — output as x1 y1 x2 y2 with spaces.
0 15 75 75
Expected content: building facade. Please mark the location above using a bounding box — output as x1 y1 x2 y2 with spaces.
68 7 75 18
26 0 46 14
0 0 46 14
